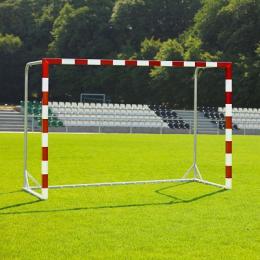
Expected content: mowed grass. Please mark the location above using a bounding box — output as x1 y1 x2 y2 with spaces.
0 133 260 259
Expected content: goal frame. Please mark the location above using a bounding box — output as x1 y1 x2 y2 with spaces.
23 58 233 200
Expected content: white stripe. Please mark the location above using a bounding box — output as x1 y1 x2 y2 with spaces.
206 62 217 68
42 188 48 200
62 59 75 65
42 133 48 147
42 105 48 120
225 129 232 141
226 80 232 92
113 60 125 66
88 59 101 65
226 154 232 166
42 78 49 92
137 60 149 66
225 104 232 117
41 161 48 174
184 61 195 67
225 178 232 189
161 61 172 67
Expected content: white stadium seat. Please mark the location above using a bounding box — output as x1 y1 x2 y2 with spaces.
83 103 91 108
78 102 84 108
52 102 260 131
65 102 71 107
59 102 65 107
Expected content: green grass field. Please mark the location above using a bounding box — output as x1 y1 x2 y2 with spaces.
0 133 260 259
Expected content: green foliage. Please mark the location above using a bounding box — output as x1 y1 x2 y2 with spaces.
151 39 184 80
140 38 162 59
194 0 260 56
0 0 259 107
0 33 22 53
48 3 75 55
150 39 194 107
111 0 201 50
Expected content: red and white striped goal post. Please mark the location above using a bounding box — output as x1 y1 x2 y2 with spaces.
36 58 233 200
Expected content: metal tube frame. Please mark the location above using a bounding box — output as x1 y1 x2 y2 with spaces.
23 61 43 197
23 60 230 200
183 68 203 180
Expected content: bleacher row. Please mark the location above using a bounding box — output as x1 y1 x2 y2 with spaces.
200 106 226 130
218 107 260 129
49 102 169 128
21 101 260 131
50 101 147 110
219 107 260 113
20 101 63 127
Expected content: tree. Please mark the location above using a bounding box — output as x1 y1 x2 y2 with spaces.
49 1 115 57
194 0 260 57
0 33 23 102
181 0 260 107
48 1 116 101
111 0 201 51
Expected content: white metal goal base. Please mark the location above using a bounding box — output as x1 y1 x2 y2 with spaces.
23 58 233 200
23 177 227 201
23 162 228 200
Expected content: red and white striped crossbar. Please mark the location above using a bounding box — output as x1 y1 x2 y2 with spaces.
41 58 232 199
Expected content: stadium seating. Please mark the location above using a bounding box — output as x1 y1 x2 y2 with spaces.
149 104 190 129
48 102 189 129
20 101 63 127
218 107 260 130
200 106 226 129
200 106 243 130
21 101 260 131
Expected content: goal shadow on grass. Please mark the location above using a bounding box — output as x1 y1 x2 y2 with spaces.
0 183 227 215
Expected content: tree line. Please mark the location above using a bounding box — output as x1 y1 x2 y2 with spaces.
0 0 259 108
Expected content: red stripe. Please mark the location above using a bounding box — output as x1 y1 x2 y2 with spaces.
226 166 232 178
101 59 113 66
42 92 48 105
42 119 48 133
42 147 48 161
46 58 62 65
225 66 232 79
149 60 161 67
125 60 137 66
217 62 230 68
42 59 49 78
226 116 232 129
195 61 206 67
225 92 232 104
75 59 87 65
217 62 232 79
42 174 48 188
172 61 184 67
226 141 232 153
